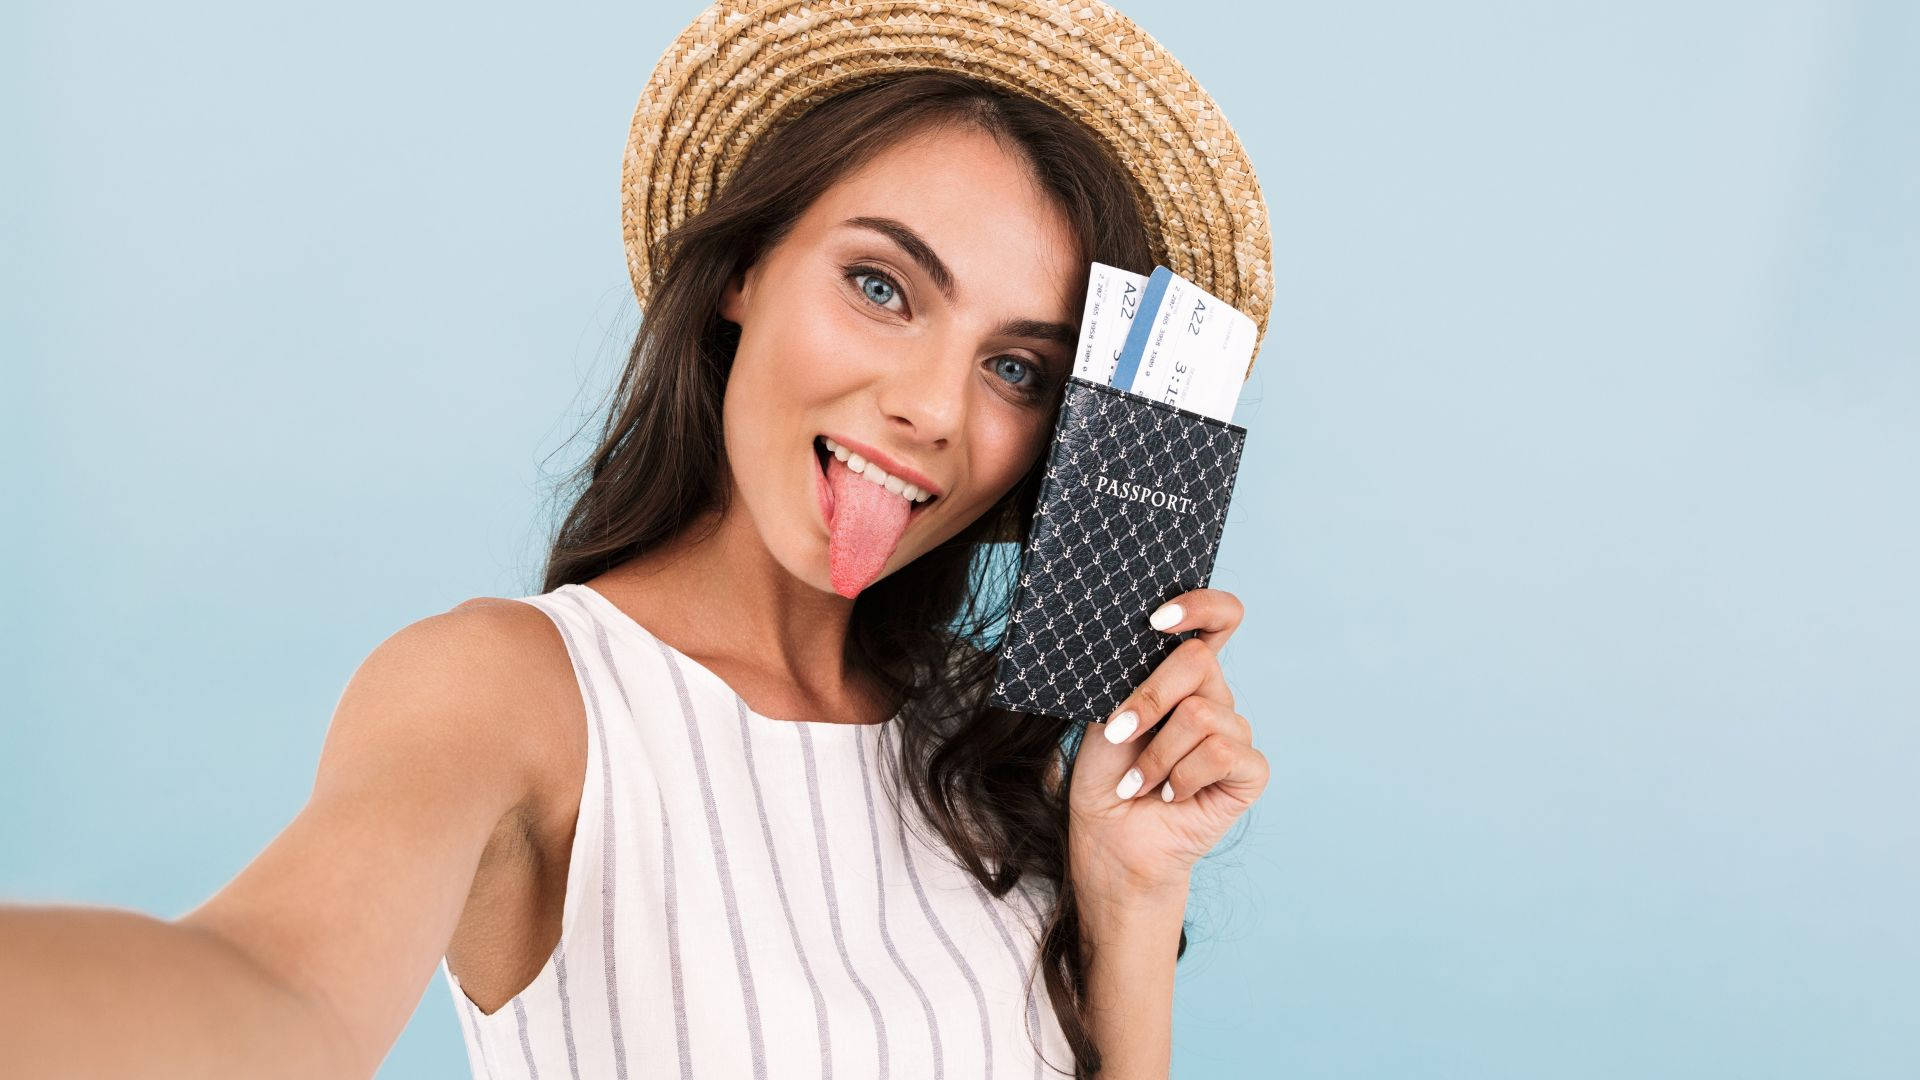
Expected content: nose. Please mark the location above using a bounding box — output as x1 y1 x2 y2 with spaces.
874 334 971 449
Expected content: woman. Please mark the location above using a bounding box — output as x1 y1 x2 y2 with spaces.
6 2 1272 1077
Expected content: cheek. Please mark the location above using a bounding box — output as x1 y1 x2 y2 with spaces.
970 414 1052 498
723 296 880 472
737 296 880 399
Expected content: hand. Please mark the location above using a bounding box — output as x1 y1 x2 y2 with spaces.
1067 588 1270 901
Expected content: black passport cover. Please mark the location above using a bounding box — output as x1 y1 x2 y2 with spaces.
988 375 1248 724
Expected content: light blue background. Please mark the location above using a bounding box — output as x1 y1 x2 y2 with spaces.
7 1 1916 1076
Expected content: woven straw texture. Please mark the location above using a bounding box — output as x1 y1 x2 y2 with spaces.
621 0 1273 377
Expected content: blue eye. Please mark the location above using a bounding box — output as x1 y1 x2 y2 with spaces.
848 267 901 311
993 355 1056 402
994 355 1038 388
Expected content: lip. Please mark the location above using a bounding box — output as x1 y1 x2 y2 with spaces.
820 432 945 499
812 436 938 533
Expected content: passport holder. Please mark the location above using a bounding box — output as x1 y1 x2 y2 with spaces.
987 375 1248 725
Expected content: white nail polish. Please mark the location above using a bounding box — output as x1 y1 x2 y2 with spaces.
1160 781 1174 802
1116 768 1142 800
1149 602 1184 631
1104 709 1138 743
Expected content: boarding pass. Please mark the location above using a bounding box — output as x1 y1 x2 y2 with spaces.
1071 262 1255 424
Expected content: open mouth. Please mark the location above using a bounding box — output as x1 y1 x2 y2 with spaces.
813 435 939 525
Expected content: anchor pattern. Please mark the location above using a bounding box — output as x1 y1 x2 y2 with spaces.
989 376 1247 724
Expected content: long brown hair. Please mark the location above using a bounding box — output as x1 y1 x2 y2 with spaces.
539 70 1173 1077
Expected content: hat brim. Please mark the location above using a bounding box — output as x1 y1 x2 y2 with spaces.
621 0 1273 381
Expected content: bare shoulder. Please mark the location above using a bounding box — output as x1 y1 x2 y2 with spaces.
291 594 587 839
427 595 585 806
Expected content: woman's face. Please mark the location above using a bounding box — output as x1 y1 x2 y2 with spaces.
717 122 1084 598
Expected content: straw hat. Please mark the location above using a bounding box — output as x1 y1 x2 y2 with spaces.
621 0 1273 377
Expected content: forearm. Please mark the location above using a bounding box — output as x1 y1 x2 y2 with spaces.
1077 880 1189 1079
0 903 355 1079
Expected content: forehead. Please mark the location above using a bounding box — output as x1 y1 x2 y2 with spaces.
791 125 1082 311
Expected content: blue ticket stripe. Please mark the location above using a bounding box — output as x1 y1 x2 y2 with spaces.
1109 265 1172 392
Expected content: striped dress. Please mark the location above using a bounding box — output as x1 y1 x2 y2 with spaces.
439 582 1074 1079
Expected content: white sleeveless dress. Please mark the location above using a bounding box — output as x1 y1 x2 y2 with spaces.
439 583 1075 1079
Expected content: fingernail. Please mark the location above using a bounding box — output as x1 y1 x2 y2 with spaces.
1149 602 1184 631
1104 709 1138 743
1160 781 1174 802
1116 768 1143 800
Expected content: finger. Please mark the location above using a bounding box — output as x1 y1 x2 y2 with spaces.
1101 637 1232 745
1163 734 1270 807
1113 695 1240 801
1146 587 1244 654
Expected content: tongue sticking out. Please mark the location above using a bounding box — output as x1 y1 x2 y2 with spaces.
825 452 914 598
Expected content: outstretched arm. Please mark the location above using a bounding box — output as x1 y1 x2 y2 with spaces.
1 599 556 1077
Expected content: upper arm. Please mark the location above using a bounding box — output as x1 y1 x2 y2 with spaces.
177 597 566 1075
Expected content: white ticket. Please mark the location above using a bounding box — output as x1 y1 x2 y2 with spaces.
1072 262 1149 385
1169 289 1257 423
1122 268 1255 424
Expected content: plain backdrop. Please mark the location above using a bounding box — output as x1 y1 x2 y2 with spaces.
6 1 1917 1076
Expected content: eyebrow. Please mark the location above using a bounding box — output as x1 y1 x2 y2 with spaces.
839 215 1080 351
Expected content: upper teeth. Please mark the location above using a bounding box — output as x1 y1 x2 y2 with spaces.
821 437 934 504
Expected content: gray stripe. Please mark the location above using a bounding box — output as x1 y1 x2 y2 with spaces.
655 648 768 1078
884 722 995 1077
798 722 892 1077
460 994 498 1080
1014 887 1064 1075
659 788 693 1079
972 877 1047 1080
512 998 540 1079
546 592 629 1079
551 938 582 1079
736 695 834 1076
855 728 945 1078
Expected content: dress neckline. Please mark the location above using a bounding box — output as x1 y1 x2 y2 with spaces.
562 582 902 736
